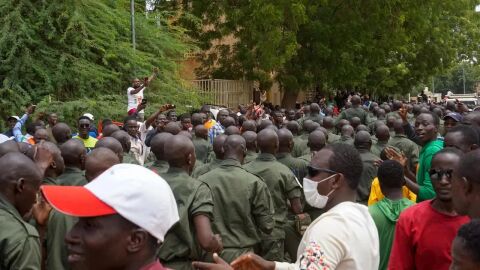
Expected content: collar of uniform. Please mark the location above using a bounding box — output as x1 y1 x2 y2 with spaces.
276 152 292 159
256 153 276 161
376 141 388 146
394 134 407 138
220 158 242 167
155 160 169 167
42 177 58 185
63 166 83 173
341 136 353 141
357 148 371 154
166 166 189 175
0 193 23 220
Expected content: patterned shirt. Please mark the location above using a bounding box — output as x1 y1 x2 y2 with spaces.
208 122 224 144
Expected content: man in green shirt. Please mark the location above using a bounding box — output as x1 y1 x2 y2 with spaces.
276 128 308 182
72 116 97 152
322 117 340 144
198 135 275 263
336 95 368 124
193 125 212 164
193 135 227 178
0 152 47 270
336 124 355 146
158 135 222 269
354 131 380 205
369 160 414 270
57 139 87 186
244 129 303 261
286 121 307 158
371 125 390 158
299 130 326 163
242 131 258 164
388 119 419 173
148 132 172 174
400 110 443 202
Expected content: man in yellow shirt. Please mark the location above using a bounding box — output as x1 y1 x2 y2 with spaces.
73 116 97 152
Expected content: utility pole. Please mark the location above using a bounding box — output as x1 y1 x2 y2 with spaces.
131 0 136 51
462 64 466 94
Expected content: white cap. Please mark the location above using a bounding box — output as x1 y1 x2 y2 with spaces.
8 116 20 121
83 113 94 121
41 164 179 242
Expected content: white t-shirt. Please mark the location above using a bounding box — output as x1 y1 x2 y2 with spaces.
127 86 145 112
276 202 379 270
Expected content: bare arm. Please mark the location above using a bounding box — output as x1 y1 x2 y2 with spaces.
193 214 223 253
290 197 303 215
129 84 145 95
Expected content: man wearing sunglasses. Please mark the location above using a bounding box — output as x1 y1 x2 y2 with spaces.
389 148 470 270
73 116 98 153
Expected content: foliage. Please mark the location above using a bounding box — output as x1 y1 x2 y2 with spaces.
0 0 202 128
154 0 480 99
432 61 480 94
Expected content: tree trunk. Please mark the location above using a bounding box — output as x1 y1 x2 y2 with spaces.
281 90 299 109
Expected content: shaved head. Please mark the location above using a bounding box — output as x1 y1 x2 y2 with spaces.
151 133 173 161
351 95 361 106
213 134 228 159
52 123 72 144
60 139 87 169
102 124 120 137
393 119 405 134
323 117 335 130
286 121 300 135
308 130 326 152
375 125 390 142
0 152 42 216
242 131 257 152
350 117 361 130
223 135 246 162
0 141 20 158
354 131 372 150
164 135 195 172
178 130 193 140
164 122 181 135
95 137 124 163
42 142 65 177
225 126 241 136
34 128 49 143
85 148 120 182
257 129 279 154
356 124 369 132
194 125 208 140
341 125 354 138
111 131 131 153
277 128 294 153
222 117 236 128
242 120 257 133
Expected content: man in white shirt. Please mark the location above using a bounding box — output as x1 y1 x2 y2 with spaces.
193 143 380 270
127 67 159 121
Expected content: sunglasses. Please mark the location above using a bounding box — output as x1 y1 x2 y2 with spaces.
79 124 90 128
429 169 453 180
307 165 338 178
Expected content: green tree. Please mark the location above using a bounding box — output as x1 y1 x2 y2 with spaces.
155 0 480 107
0 0 200 128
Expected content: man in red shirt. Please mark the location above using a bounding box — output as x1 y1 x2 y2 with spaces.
40 164 179 270
388 148 470 270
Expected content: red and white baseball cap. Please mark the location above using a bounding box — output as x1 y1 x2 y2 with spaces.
41 164 179 242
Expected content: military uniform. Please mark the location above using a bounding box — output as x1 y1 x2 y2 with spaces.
124 151 141 165
292 136 308 158
371 141 389 158
276 152 308 182
243 153 302 261
192 158 222 178
388 134 419 171
298 152 312 163
193 137 212 164
305 114 323 125
46 210 77 270
326 131 340 145
158 167 214 269
56 166 87 186
198 159 275 263
42 177 58 186
243 150 258 164
147 160 169 175
357 149 380 204
386 111 401 120
337 107 368 124
336 136 354 146
0 194 41 270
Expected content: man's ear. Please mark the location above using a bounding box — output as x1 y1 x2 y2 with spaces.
15 178 26 193
127 229 149 253
332 173 343 189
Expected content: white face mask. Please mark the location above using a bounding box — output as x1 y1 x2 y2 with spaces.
303 175 337 209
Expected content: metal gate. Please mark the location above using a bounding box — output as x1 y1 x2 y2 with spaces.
191 79 254 109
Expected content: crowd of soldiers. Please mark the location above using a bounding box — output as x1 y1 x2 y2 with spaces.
1 93 480 270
